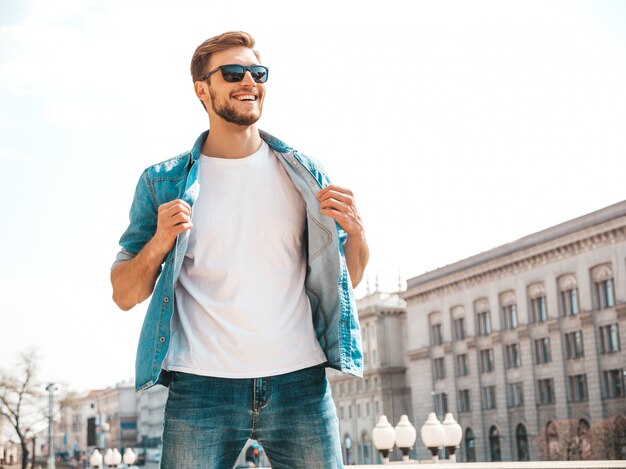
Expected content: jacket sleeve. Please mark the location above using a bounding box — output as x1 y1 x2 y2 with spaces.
112 170 159 269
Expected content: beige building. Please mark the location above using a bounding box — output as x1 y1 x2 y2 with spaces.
403 201 626 462
329 290 412 465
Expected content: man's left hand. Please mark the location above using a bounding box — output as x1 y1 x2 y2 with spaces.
316 185 364 237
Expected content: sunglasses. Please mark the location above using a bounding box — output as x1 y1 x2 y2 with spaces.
200 64 269 83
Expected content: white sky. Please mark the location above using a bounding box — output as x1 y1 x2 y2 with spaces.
1 0 625 392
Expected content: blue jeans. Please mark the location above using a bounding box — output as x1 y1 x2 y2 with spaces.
161 366 344 469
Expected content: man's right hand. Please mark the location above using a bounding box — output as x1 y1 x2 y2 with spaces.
111 199 193 311
150 199 193 258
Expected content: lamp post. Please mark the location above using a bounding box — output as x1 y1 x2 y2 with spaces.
442 413 463 462
122 448 137 467
420 412 445 462
372 415 396 464
394 415 417 462
89 449 103 468
104 448 122 468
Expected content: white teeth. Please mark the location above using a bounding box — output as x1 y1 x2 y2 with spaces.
235 95 256 101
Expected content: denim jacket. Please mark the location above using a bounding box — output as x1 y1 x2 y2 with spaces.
115 130 363 390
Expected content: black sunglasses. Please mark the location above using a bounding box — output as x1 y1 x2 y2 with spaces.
200 64 269 83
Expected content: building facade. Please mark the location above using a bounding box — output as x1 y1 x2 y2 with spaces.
329 290 412 465
403 201 626 462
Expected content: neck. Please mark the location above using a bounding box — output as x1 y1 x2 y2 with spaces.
202 119 262 159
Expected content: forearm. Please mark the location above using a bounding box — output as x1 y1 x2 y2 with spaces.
344 231 369 288
111 238 169 311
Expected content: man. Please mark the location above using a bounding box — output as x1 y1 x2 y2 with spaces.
111 31 368 469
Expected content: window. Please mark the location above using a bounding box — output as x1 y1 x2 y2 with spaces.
538 378 555 405
477 311 491 336
507 382 524 408
561 288 579 316
595 279 615 309
489 426 502 461
531 296 547 323
366 402 370 416
565 331 584 359
454 317 466 341
372 350 377 366
591 264 615 310
569 374 588 402
603 369 625 398
465 428 476 462
481 385 497 410
535 337 551 364
599 324 620 353
375 400 380 415
458 390 471 413
348 405 352 419
505 343 522 369
431 323 443 346
434 357 446 380
357 403 361 418
456 353 469 377
340 406 345 419
433 392 449 418
480 349 495 373
340 383 345 395
503 304 518 330
516 424 530 461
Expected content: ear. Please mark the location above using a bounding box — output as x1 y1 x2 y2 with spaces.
194 80 211 105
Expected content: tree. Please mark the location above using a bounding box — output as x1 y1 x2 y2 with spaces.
589 414 626 460
0 351 46 469
535 419 590 461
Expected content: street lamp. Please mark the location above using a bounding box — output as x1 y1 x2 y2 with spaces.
104 448 122 468
394 415 417 461
420 412 445 462
123 448 137 466
89 449 103 468
372 415 396 464
442 413 463 462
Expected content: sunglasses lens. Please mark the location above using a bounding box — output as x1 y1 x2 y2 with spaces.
249 66 268 83
220 65 245 82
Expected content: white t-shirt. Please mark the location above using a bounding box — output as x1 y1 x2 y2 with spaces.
164 141 326 378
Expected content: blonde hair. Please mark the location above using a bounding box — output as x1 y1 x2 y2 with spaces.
190 31 261 82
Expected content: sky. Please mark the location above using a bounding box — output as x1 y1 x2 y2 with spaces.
0 0 625 393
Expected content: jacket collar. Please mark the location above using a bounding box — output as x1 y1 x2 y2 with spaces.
189 129 293 164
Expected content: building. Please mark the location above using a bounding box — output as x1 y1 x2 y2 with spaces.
403 201 626 462
329 289 411 465
85 381 138 452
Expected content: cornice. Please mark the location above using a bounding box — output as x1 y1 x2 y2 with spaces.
404 222 626 304
408 347 430 361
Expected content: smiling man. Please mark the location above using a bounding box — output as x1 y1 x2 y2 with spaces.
111 31 368 469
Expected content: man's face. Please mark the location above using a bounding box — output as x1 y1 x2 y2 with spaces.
202 46 265 126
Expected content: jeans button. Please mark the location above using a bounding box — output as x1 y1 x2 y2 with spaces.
163 296 170 303
159 337 166 343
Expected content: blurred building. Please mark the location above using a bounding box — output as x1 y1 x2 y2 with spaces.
84 381 138 452
403 201 626 462
137 384 167 449
329 289 412 465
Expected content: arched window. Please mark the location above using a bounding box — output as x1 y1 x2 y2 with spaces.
465 427 476 462
516 424 529 461
489 426 502 461
579 419 591 458
361 431 372 464
546 421 558 460
343 433 353 465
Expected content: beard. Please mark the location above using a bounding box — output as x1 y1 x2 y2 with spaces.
209 87 262 126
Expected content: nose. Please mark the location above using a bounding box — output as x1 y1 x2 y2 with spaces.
240 70 256 86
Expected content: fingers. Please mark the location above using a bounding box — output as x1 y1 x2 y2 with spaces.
316 185 353 203
316 185 363 236
151 199 193 255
